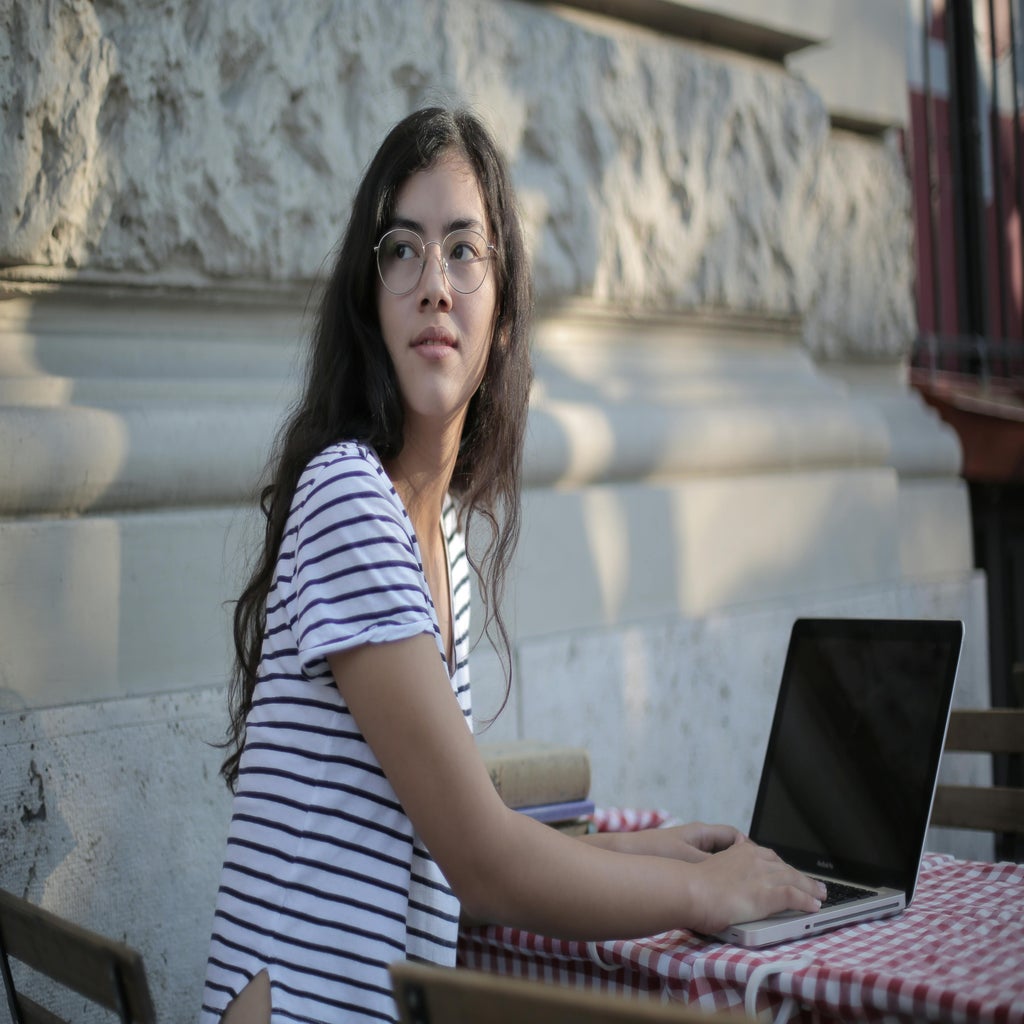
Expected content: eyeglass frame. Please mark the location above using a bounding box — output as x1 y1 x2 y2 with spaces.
373 227 497 296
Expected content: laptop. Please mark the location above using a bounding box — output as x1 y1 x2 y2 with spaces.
715 617 964 948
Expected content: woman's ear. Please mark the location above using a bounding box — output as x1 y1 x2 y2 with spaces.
492 313 509 352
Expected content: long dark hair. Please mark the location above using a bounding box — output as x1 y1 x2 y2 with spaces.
221 107 533 789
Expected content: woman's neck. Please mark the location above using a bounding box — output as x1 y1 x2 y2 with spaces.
385 425 460 673
384 417 462 537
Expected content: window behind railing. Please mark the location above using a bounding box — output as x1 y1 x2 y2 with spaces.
908 0 1024 385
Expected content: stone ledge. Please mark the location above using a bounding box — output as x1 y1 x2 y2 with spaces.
537 0 828 58
1 292 930 515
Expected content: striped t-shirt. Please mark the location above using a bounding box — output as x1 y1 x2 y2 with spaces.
202 441 472 1023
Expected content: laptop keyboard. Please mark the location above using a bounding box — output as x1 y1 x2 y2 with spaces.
813 878 876 909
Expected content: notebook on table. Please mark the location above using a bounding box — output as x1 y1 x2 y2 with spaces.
715 617 964 948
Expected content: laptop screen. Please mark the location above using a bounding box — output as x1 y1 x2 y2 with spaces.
748 618 963 894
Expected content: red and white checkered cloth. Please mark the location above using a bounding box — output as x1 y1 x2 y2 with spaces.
458 811 1024 1024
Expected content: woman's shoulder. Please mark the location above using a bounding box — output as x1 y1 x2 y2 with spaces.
299 440 386 490
294 441 401 520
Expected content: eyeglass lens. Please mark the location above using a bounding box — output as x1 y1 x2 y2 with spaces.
376 228 492 295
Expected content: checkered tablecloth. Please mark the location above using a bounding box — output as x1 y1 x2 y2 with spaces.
457 810 1024 1023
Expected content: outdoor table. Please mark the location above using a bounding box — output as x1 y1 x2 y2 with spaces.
457 809 1024 1024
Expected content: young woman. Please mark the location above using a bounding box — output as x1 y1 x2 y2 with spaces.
202 107 825 1024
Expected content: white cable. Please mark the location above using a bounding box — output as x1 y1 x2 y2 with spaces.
585 941 622 970
743 955 814 1023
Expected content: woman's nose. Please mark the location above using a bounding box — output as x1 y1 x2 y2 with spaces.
419 244 452 305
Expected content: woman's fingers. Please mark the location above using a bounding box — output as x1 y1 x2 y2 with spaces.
695 823 746 853
670 822 746 856
692 841 827 934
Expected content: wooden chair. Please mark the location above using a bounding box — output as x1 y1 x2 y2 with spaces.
391 961 740 1023
0 887 155 1024
931 708 1024 848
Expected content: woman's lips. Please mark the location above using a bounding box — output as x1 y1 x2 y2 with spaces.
411 327 457 358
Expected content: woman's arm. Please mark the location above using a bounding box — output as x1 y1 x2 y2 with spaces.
579 821 745 862
329 635 824 940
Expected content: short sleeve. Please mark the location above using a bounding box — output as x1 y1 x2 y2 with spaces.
285 446 436 676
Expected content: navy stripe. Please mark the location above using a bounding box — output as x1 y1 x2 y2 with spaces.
407 923 458 950
210 915 395 1001
243 724 374 753
238 763 401 814
295 609 436 648
296 574 424 612
272 977 395 1023
407 897 460 927
410 866 455 898
219 880 406 941
297 504 414 555
226 835 410 901
228 812 411 871
234 789 411 844
250 694 344 716
298 532 407 575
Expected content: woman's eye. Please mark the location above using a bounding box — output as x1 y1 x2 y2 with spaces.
448 241 478 262
394 241 419 261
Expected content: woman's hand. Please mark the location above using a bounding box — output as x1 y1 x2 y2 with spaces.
582 823 823 933
687 840 826 935
659 822 746 860
581 820 745 862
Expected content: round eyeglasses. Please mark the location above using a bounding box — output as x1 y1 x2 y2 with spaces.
374 227 496 295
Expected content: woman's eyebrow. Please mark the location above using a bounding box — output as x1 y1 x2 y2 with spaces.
446 217 486 233
389 215 486 235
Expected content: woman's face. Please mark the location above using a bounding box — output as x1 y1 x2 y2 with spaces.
376 149 499 442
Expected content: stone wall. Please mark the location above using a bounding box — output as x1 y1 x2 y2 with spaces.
4 0 913 356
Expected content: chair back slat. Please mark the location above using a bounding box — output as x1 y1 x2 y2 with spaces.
944 709 1024 753
13 992 67 1024
0 888 155 1024
391 961 741 1023
933 708 1024 841
931 784 1024 832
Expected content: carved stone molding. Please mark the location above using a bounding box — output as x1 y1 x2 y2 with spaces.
2 0 914 360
